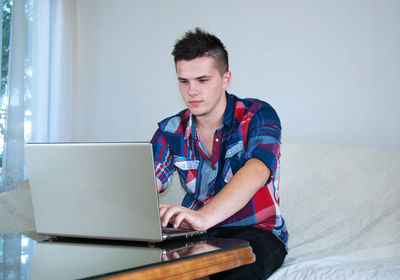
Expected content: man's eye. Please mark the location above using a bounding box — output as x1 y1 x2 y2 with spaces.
199 79 208 83
179 80 188 84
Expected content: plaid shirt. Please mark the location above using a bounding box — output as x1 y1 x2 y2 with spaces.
151 92 288 246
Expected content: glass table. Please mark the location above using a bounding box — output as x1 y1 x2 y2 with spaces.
0 232 255 280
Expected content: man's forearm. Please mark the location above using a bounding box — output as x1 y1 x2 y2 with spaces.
197 158 270 229
157 158 270 230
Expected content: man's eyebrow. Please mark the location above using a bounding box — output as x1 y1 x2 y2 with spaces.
177 75 212 81
195 75 211 80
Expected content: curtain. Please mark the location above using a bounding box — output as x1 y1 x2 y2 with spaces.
31 0 77 143
1 0 27 192
0 0 77 192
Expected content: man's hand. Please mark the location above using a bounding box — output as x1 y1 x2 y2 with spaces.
159 204 209 231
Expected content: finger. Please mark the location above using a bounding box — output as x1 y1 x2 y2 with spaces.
180 220 192 230
161 206 180 228
159 204 177 220
174 210 199 230
173 212 187 229
159 204 170 218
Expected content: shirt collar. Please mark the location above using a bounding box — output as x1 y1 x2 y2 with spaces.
222 91 235 127
183 110 193 140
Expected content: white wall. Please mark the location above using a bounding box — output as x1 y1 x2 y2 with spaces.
72 0 400 149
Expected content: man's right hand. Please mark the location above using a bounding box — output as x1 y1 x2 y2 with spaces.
159 203 210 231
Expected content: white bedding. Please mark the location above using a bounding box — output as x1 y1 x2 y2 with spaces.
269 140 400 279
271 243 400 279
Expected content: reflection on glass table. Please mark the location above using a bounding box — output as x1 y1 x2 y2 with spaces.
0 232 36 280
0 232 250 280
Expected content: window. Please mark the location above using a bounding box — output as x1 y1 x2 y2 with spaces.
0 0 33 191
0 0 13 186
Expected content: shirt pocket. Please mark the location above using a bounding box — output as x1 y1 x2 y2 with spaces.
223 141 245 183
172 156 199 193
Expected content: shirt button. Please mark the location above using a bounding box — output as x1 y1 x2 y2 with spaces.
215 138 219 142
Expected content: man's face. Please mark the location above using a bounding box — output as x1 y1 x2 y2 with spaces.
176 56 231 120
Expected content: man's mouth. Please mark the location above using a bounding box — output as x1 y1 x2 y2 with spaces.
189 100 202 107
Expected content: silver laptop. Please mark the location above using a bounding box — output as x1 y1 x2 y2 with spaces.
25 142 206 242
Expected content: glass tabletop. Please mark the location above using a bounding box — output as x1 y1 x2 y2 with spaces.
0 232 249 280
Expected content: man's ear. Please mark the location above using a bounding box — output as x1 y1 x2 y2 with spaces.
223 71 232 89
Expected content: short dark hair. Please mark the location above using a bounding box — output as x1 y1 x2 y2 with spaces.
172 27 229 76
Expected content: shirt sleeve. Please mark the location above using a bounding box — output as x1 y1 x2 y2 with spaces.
245 103 281 178
150 128 175 192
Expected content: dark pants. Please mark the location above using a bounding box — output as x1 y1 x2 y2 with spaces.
207 226 287 280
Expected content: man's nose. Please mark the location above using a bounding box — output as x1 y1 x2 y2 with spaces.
188 82 198 96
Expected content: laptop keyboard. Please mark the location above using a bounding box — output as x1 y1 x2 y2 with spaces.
162 227 193 234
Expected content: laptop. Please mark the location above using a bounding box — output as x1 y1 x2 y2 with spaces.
25 142 206 243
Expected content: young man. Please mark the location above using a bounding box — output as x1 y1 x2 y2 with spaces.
151 28 288 279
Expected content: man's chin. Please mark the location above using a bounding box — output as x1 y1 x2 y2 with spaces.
188 108 206 116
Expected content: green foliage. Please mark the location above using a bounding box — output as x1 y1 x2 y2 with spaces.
0 0 12 170
2 0 12 94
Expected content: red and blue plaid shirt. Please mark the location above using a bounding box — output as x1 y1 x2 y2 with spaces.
151 92 288 246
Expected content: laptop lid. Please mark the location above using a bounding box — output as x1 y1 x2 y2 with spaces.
25 142 164 242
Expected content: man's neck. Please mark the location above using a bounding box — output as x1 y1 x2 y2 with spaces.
195 114 223 133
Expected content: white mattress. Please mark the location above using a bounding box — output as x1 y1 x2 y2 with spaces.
270 243 400 279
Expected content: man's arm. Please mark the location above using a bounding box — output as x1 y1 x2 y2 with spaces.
152 127 176 193
159 157 270 230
